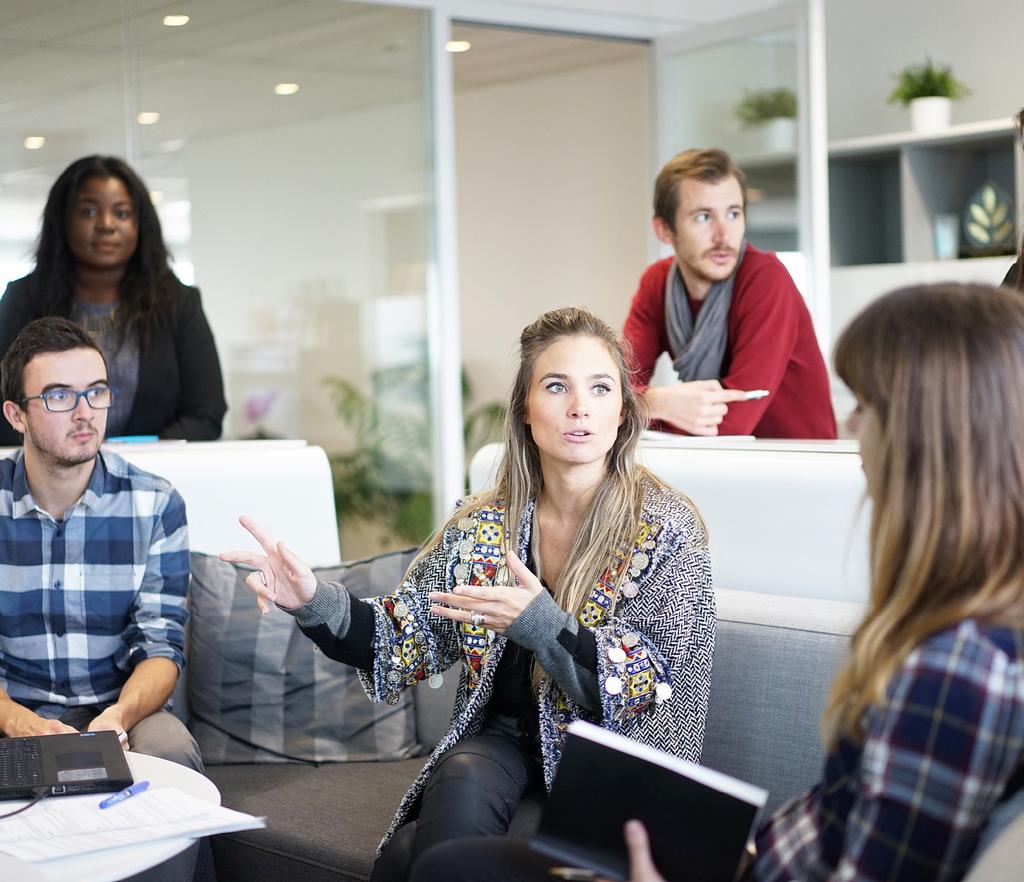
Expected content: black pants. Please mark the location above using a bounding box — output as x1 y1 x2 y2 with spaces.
411 837 555 882
371 734 542 882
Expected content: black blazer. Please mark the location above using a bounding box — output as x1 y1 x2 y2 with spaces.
0 275 227 444
1004 260 1021 290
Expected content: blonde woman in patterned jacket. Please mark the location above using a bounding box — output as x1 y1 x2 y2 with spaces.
221 307 715 882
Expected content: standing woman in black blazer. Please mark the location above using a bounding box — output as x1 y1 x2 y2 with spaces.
0 155 226 443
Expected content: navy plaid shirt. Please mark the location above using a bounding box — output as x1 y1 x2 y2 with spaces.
0 450 189 715
750 620 1024 882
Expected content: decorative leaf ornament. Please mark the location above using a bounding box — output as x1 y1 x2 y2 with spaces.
963 182 1014 248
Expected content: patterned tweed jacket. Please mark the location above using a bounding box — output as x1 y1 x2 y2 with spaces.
358 476 716 851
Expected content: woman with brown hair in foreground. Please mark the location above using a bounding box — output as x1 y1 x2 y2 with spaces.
413 283 1024 882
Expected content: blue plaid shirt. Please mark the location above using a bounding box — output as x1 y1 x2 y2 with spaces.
0 450 189 715
751 620 1024 882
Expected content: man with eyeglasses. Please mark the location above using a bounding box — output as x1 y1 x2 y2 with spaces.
0 316 200 772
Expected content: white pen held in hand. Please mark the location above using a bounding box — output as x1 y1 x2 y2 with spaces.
743 389 769 400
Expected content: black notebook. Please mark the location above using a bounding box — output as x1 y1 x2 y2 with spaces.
531 721 767 882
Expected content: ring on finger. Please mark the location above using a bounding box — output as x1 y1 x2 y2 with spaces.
470 611 485 627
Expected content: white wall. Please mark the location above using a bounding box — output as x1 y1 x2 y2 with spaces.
186 99 432 448
826 0 1024 141
455 56 650 409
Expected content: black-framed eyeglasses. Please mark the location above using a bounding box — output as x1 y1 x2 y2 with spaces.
21 386 116 413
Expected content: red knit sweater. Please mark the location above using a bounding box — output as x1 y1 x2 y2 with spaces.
623 247 837 439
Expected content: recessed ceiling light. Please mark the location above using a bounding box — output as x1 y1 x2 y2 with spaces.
445 40 471 53
23 136 45 150
150 190 164 205
274 83 300 96
137 111 161 125
163 15 190 27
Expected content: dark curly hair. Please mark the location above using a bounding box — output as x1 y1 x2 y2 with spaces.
28 155 179 350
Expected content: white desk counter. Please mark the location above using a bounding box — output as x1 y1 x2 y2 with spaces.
471 438 870 603
0 439 342 567
1 753 220 882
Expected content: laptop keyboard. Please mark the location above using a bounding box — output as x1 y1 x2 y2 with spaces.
0 737 43 788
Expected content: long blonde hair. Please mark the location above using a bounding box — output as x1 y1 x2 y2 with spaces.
415 308 701 659
825 283 1024 743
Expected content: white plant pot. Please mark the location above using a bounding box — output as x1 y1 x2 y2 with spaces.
762 117 796 153
909 96 951 133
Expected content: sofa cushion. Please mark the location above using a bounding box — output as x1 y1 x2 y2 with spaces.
206 759 423 882
188 549 422 763
207 759 545 882
702 589 863 814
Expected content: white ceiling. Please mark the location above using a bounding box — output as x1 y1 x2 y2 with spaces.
442 0 781 34
451 23 646 89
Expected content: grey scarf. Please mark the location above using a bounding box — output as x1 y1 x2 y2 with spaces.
664 240 747 382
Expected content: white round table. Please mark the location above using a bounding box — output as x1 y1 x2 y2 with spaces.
0 752 220 882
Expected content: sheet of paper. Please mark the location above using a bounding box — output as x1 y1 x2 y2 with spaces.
0 788 264 863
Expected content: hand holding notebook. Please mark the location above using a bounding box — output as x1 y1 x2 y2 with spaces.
531 721 767 882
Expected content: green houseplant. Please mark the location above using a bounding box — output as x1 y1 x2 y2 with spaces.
888 58 970 132
735 87 797 153
325 366 505 550
735 88 797 128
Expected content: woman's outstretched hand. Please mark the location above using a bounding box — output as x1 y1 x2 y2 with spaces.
219 515 317 612
428 549 543 634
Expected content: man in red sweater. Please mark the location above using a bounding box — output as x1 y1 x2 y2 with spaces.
623 148 836 439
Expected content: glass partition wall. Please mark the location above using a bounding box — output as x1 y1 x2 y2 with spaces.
658 26 804 285
653 1 832 348
0 0 442 556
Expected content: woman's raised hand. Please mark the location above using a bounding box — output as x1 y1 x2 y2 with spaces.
219 516 317 612
428 549 543 634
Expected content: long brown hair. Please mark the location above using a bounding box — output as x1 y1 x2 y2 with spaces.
825 283 1024 743
414 307 703 658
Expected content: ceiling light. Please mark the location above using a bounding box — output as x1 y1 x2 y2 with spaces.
23 136 45 150
445 40 471 53
274 83 300 96
137 111 161 125
163 15 190 27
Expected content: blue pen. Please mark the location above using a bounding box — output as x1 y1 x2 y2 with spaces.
99 780 149 809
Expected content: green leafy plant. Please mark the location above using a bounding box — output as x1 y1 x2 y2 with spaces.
887 58 970 105
735 88 797 128
325 366 505 546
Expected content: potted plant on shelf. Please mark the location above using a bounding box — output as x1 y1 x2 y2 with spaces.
736 87 797 153
888 57 970 133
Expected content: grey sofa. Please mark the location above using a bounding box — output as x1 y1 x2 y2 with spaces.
197 587 867 881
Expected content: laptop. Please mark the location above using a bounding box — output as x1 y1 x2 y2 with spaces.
0 731 133 800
